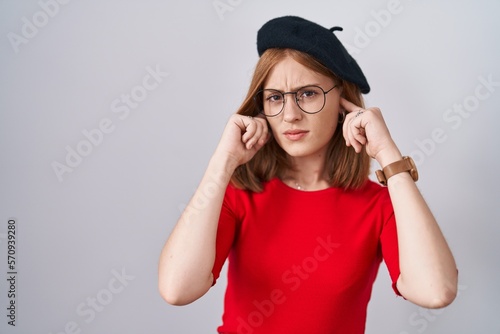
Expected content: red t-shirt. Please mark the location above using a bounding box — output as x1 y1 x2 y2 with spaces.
212 178 401 334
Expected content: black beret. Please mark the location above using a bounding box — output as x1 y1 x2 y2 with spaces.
257 16 370 94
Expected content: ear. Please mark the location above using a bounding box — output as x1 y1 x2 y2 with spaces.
338 109 346 124
338 85 344 97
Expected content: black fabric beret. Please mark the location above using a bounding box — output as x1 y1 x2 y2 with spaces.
257 16 370 94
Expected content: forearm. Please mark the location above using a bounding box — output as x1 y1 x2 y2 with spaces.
158 153 237 305
378 149 458 308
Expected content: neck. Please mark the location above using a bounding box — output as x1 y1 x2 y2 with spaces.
284 154 330 191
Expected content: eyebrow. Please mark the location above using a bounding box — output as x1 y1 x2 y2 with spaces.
263 83 324 91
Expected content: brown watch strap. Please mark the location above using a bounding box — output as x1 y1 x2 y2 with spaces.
375 156 418 186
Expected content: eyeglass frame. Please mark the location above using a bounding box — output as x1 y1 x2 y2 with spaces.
254 84 338 117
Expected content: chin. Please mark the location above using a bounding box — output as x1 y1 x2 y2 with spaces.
281 145 320 158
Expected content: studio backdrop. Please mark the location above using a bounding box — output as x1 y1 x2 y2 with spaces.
1 0 499 333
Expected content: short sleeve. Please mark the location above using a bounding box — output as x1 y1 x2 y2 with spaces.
211 185 239 285
379 192 402 296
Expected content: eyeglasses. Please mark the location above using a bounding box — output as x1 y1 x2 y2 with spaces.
254 85 338 117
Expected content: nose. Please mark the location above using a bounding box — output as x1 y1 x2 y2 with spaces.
282 92 302 123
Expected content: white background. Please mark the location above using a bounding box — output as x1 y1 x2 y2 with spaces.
1 0 499 333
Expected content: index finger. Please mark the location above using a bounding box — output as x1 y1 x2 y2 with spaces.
339 97 362 114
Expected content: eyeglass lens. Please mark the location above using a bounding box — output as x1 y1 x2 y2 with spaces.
256 85 327 116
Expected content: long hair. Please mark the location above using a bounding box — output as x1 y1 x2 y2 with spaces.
231 48 371 192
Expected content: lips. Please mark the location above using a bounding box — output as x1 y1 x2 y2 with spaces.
283 129 309 141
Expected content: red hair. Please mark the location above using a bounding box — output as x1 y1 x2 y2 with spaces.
231 48 370 192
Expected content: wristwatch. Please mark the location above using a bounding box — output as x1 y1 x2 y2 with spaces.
375 156 418 186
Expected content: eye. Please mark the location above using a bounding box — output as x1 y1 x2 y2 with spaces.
298 87 320 100
265 92 283 103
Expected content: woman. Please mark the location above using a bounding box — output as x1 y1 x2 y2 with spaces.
158 16 458 333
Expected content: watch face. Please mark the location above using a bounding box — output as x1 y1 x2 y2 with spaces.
406 156 419 182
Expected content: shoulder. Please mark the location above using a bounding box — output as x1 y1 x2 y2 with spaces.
338 179 387 199
342 179 393 211
224 178 287 208
357 179 389 197
362 180 394 214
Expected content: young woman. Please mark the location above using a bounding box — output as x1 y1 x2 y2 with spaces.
158 16 458 333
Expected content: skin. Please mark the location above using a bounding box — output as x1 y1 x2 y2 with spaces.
263 57 339 190
158 56 458 309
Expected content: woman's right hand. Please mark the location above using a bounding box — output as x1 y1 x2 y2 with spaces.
159 114 268 306
215 114 270 167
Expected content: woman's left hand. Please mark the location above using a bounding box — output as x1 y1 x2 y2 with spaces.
340 100 458 309
340 97 401 165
